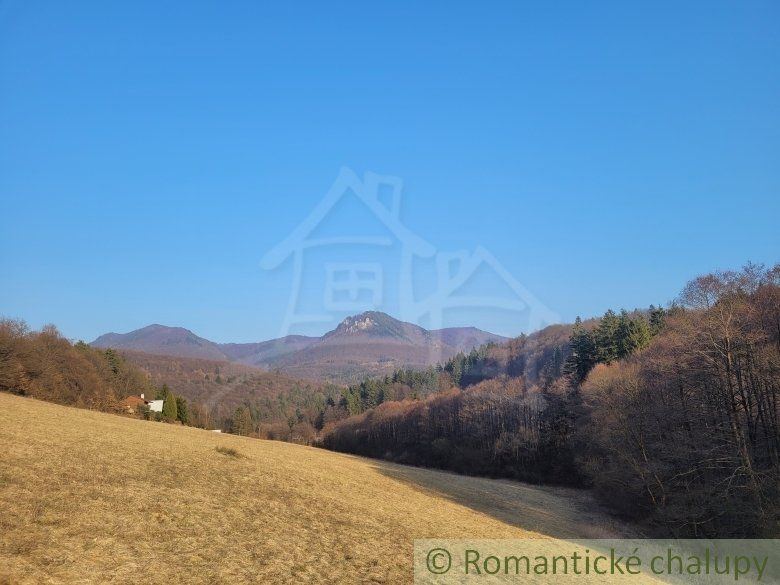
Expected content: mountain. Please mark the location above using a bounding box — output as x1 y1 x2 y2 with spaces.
91 312 508 384
272 311 511 382
219 335 319 366
267 312 445 383
92 324 228 361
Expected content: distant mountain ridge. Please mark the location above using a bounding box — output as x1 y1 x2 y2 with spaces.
92 324 227 361
91 312 508 384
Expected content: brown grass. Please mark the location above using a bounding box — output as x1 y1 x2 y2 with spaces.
215 446 244 458
0 393 633 584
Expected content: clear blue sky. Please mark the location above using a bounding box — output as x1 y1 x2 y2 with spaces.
1 1 778 342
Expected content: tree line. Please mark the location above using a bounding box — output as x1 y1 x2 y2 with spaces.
214 318 592 441
581 265 779 537
0 321 216 430
321 264 780 537
0 320 147 410
320 309 660 485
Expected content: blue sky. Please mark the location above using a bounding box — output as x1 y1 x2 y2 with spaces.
1 1 778 342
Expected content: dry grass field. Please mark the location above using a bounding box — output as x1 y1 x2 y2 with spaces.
0 393 634 584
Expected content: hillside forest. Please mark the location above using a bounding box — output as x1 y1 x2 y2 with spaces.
321 263 780 538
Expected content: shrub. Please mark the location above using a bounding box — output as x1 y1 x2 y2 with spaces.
215 446 244 458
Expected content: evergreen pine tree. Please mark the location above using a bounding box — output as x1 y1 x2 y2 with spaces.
564 317 598 383
156 383 170 400
649 304 666 336
615 311 651 359
595 309 620 363
103 348 122 375
162 388 178 422
231 406 253 436
175 396 189 425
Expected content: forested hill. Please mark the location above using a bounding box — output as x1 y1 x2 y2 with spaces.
0 321 341 438
321 263 780 538
329 308 659 418
91 312 507 384
0 321 152 411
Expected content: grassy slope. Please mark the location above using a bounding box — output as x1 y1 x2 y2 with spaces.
0 393 632 584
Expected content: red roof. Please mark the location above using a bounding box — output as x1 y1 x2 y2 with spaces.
122 395 145 407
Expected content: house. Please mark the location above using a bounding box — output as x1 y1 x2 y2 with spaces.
121 394 146 415
121 393 164 414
